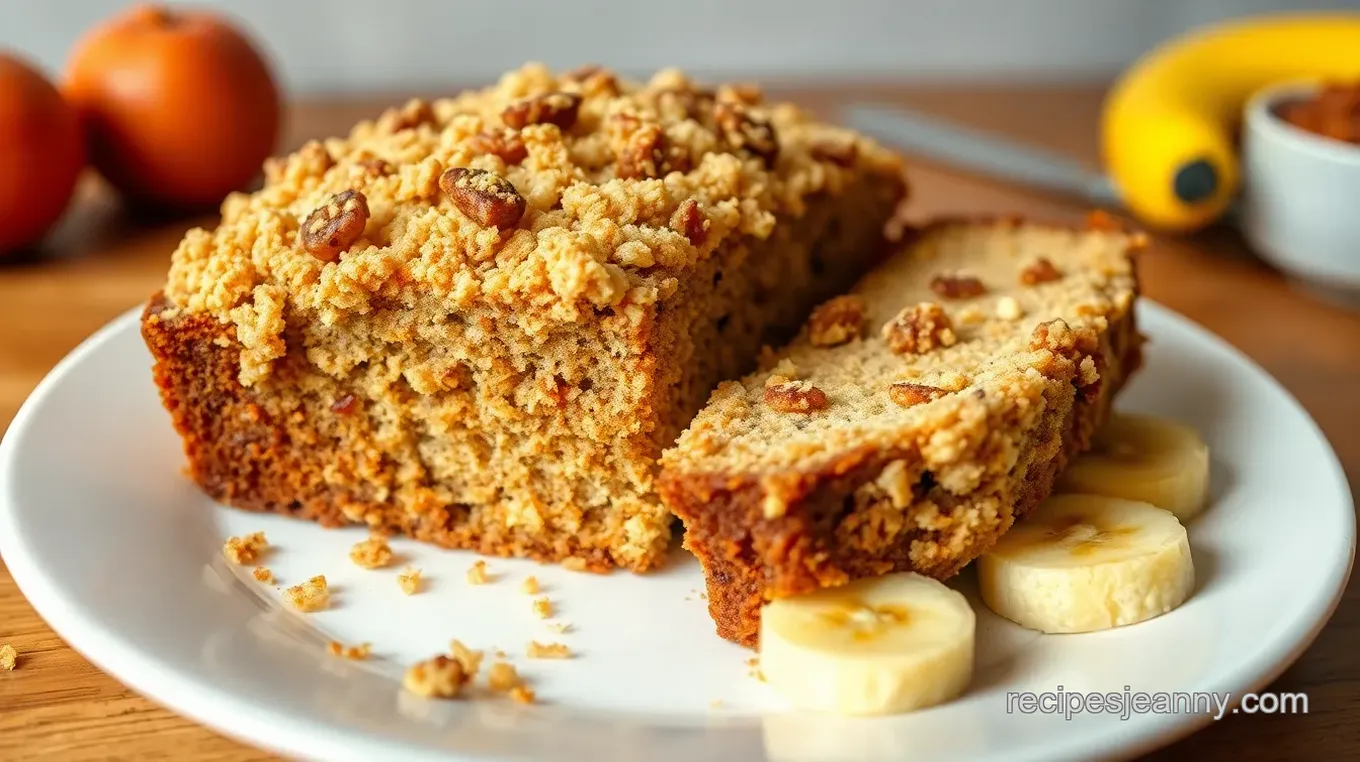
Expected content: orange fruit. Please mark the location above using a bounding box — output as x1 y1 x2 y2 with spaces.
0 54 85 256
63 4 281 210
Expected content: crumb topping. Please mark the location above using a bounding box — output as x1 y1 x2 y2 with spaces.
284 575 330 612
252 567 275 584
520 576 540 594
349 536 393 569
327 641 372 660
532 597 553 618
486 661 523 692
0 644 16 671
509 685 537 704
403 655 468 698
159 63 903 386
222 532 268 565
526 641 572 659
449 640 485 676
467 560 491 585
398 567 422 594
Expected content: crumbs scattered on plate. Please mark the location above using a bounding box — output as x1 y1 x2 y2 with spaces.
284 575 329 612
398 567 422 595
222 532 267 565
0 644 17 671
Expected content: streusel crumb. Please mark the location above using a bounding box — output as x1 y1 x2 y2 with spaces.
222 532 268 565
284 575 330 612
327 641 372 660
532 597 553 619
403 655 468 698
467 560 491 585
0 644 16 670
527 641 572 659
146 62 906 577
486 661 523 692
252 567 275 584
349 536 393 569
520 576 539 595
449 640 484 677
398 567 422 595
509 686 537 704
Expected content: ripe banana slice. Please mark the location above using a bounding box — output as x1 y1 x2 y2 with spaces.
978 494 1194 633
759 572 975 715
1058 412 1211 521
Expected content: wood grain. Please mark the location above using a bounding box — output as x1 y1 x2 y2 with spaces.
1 85 1356 761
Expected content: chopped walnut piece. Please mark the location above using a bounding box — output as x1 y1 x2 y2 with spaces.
283 575 329 613
252 567 274 584
807 295 866 346
356 158 393 177
222 532 268 565
521 576 540 595
1019 257 1063 285
349 536 393 569
327 641 372 660
398 567 422 595
532 597 553 619
882 302 957 355
669 199 709 246
467 560 491 585
763 380 829 414
301 190 370 263
379 99 437 133
330 394 357 414
486 661 523 692
617 123 666 179
468 128 529 165
439 168 526 229
930 273 987 299
715 102 779 166
403 655 468 698
509 686 537 704
502 92 583 130
889 382 948 408
0 644 16 671
810 138 858 167
449 640 484 677
526 641 572 659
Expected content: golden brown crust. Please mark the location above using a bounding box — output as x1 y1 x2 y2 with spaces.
658 219 1143 646
143 65 907 573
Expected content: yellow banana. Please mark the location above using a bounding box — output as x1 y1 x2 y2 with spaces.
1102 13 1360 232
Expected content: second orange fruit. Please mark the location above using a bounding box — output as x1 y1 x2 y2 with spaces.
64 4 281 210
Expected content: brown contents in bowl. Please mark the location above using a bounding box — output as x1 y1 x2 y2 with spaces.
1277 83 1360 145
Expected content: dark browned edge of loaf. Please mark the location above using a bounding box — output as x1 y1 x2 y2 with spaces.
658 216 1146 647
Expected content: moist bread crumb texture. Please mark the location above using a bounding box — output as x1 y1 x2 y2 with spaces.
659 220 1144 646
142 63 906 573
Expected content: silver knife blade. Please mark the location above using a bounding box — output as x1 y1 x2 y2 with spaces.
841 103 1121 208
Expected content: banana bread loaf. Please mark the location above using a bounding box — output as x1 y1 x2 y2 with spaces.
658 218 1143 644
142 64 906 572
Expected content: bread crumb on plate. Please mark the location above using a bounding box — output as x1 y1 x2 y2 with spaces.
284 575 329 612
403 655 467 698
398 567 422 595
527 641 571 659
349 536 393 569
222 532 267 565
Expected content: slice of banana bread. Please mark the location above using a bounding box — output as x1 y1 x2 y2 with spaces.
142 64 906 573
659 218 1144 645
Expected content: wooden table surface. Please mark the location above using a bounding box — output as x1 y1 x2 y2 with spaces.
0 85 1356 761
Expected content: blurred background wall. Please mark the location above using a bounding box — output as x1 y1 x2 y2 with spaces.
3 0 1359 93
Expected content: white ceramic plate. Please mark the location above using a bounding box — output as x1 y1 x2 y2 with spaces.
0 302 1352 762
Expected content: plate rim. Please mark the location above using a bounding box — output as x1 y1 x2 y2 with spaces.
0 302 1353 762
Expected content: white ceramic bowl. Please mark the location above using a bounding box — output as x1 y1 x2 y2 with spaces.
1242 82 1360 303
